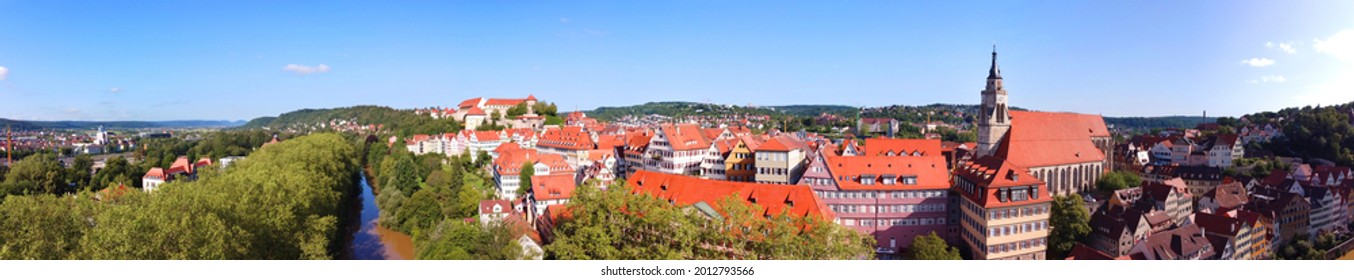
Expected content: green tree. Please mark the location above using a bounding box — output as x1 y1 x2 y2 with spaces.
506 103 529 118
1 154 66 196
397 188 444 233
0 193 106 259
68 154 94 191
518 161 534 197
1048 195 1091 259
415 219 524 260
383 154 419 196
1095 171 1142 193
906 231 962 260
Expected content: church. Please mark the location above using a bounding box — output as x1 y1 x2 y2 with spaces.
974 48 1113 196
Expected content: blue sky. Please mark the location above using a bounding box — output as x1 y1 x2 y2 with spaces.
1 1 1352 121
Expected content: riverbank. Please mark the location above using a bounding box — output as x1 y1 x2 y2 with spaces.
344 167 415 260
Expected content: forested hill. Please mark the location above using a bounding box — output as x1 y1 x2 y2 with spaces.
585 102 787 121
239 105 459 137
1103 116 1214 131
0 119 245 131
1239 101 1354 166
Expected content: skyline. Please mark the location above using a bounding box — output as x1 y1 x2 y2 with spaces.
1 1 1353 121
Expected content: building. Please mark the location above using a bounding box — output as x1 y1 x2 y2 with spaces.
754 135 809 185
724 135 763 182
479 200 515 225
1127 224 1215 260
528 174 577 217
1141 164 1224 198
536 126 596 169
1247 188 1310 250
953 156 1052 260
700 138 738 181
492 148 574 201
813 154 951 257
141 156 211 192
1194 211 1267 260
857 118 901 137
626 170 834 221
1198 182 1248 214
644 124 712 176
1085 206 1150 258
975 48 1110 196
1140 178 1194 226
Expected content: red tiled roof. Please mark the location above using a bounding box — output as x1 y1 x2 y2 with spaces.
194 157 212 168
464 107 487 116
824 155 949 191
472 130 501 141
531 174 577 201
628 171 833 220
757 135 807 152
595 134 627 150
458 97 484 109
863 137 942 156
661 124 711 151
995 111 1108 168
525 94 537 101
484 98 527 106
167 156 192 174
493 142 522 154
143 167 166 179
538 127 595 151
479 200 513 215
702 128 725 141
586 149 615 162
954 156 1050 208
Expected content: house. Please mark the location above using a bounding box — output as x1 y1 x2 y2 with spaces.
1085 206 1150 258
626 170 833 221
754 135 809 185
953 156 1052 260
1141 164 1224 198
141 156 211 192
644 124 712 176
1140 178 1194 226
619 131 652 179
492 148 574 201
1127 224 1215 260
857 118 901 137
528 174 577 217
1198 182 1248 214
578 150 618 187
142 168 166 191
478 200 515 225
1247 188 1310 251
723 135 763 182
1194 211 1267 260
536 126 596 169
862 138 942 157
699 138 738 181
814 153 951 257
1203 134 1244 168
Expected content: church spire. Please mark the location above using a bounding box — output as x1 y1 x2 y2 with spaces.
988 45 1002 80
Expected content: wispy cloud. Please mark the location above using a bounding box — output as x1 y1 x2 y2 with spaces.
0 66 8 80
1247 75 1286 84
109 87 123 93
1314 29 1354 61
1266 41 1297 54
283 64 332 75
1240 57 1275 67
560 17 573 23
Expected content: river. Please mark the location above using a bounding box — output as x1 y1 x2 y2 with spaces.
342 172 416 260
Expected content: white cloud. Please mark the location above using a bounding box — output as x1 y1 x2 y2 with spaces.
1240 57 1275 67
560 17 572 23
109 87 122 93
282 64 332 75
1261 75 1286 83
0 66 8 80
1314 29 1354 61
1278 42 1296 54
1266 41 1274 48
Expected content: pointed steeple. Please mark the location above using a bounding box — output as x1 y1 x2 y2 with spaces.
988 45 1002 80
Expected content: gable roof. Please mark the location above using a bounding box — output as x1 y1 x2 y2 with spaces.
660 124 712 151
627 170 833 220
538 127 595 151
479 200 513 215
995 111 1109 168
531 174 578 201
757 135 808 152
823 155 949 191
953 156 1050 208
863 138 942 156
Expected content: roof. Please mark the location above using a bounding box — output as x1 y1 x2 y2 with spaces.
472 130 501 141
458 97 484 109
953 156 1050 208
531 174 578 201
1141 178 1190 202
538 127 595 151
863 138 942 156
493 142 522 154
96 184 133 201
479 200 513 215
627 170 833 220
1141 164 1223 181
823 155 949 191
1205 182 1248 210
464 107 487 116
194 157 212 168
1130 224 1215 260
484 98 527 106
757 135 808 152
143 167 166 179
995 111 1109 168
1193 211 1247 237
1066 244 1123 260
167 156 193 174
702 128 726 141
595 134 627 149
660 124 712 151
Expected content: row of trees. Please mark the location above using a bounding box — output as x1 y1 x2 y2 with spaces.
242 105 462 138
545 179 875 260
0 133 361 259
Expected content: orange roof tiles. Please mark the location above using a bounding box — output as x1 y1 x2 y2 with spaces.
458 97 483 109
143 167 166 179
995 111 1108 168
484 98 527 106
531 174 577 201
757 135 807 152
472 130 501 141
661 124 711 151
824 155 950 191
863 138 942 156
464 107 487 116
627 171 833 220
167 156 193 174
538 127 595 151
954 156 1050 208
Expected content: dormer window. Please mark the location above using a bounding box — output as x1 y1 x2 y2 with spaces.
901 176 917 185
861 174 876 185
881 174 897 185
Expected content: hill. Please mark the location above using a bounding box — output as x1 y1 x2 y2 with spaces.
239 105 460 137
1103 116 1215 131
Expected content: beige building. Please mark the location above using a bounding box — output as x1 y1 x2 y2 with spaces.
954 156 1052 260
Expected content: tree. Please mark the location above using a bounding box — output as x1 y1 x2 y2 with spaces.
906 231 962 260
0 193 105 259
397 188 444 233
415 219 522 260
518 161 535 197
1048 195 1091 259
1 154 66 196
506 103 529 118
68 154 94 191
383 154 419 196
1095 171 1141 193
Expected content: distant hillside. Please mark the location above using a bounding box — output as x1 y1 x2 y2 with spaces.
586 102 789 121
1103 116 1214 130
240 105 459 137
0 118 245 131
768 105 859 117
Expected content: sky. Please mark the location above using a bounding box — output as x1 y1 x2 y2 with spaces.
1 1 1352 121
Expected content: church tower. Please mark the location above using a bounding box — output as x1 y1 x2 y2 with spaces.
976 46 1011 157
